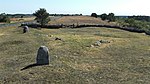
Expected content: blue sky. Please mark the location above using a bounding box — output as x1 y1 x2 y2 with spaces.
0 0 150 16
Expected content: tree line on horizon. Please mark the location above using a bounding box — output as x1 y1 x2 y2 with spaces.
1 8 150 28
91 13 116 22
49 14 82 16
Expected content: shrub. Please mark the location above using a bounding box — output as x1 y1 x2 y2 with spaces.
100 13 116 22
117 17 150 33
91 13 97 18
0 13 10 23
100 13 107 20
107 13 116 22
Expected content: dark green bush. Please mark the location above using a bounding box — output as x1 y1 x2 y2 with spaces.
100 13 107 20
117 17 150 33
0 13 10 23
91 13 97 18
100 13 116 22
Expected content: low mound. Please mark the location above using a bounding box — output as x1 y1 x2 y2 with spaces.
49 16 111 25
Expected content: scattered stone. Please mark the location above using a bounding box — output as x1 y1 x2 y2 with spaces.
36 46 49 65
90 45 95 47
55 37 62 41
93 41 101 46
23 26 29 33
91 40 110 47
49 35 53 37
99 40 110 43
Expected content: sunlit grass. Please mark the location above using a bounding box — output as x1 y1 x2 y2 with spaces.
0 26 150 83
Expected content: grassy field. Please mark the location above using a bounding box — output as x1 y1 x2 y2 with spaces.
0 26 150 84
10 17 35 23
48 16 116 26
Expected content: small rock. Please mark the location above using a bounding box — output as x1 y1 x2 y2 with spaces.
55 37 62 41
93 41 101 46
90 45 95 47
99 40 110 43
49 35 53 37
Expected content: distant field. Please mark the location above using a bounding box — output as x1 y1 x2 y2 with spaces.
10 17 35 23
0 26 150 83
49 16 116 26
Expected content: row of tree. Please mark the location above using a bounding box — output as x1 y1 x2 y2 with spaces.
49 14 82 16
7 14 33 18
128 16 150 22
91 13 116 22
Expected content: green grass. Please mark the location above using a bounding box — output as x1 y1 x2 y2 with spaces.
0 26 150 84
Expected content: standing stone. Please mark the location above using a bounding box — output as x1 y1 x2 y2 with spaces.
36 46 49 65
23 26 29 33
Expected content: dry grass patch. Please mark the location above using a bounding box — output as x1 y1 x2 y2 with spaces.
48 16 109 25
10 17 35 23
0 33 5 36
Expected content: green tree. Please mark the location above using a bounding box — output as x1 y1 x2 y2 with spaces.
100 13 108 20
91 13 97 18
0 13 10 23
107 13 115 22
33 8 50 26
